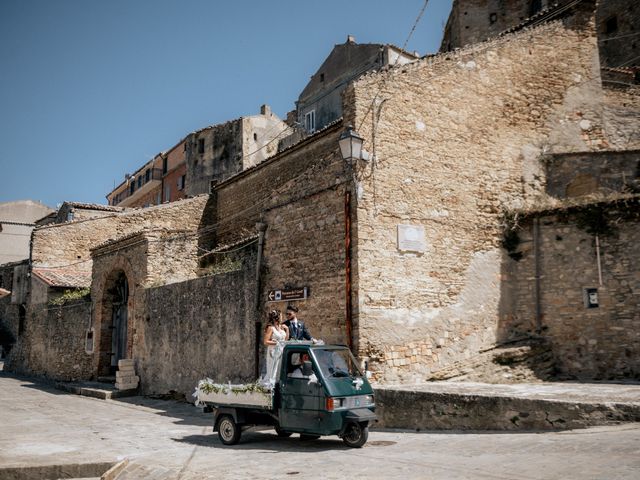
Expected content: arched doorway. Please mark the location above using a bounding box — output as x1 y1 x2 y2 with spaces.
97 270 130 376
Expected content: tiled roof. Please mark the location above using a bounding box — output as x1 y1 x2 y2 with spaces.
32 268 92 288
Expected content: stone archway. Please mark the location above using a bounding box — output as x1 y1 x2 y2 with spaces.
96 270 130 376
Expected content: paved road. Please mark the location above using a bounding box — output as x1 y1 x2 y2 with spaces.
1 373 639 479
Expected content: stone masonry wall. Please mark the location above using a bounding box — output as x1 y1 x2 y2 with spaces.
545 150 640 198
503 208 640 379
31 196 208 274
7 300 93 381
209 124 352 345
344 6 613 383
141 251 257 399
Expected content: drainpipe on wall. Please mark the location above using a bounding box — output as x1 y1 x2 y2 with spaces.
344 190 354 352
254 222 267 379
533 217 542 334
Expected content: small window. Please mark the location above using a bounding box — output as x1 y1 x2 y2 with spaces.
66 210 74 222
177 174 186 191
304 110 316 133
137 176 142 188
198 138 205 154
130 182 135 194
604 16 618 34
18 304 26 335
253 133 258 141
145 169 150 182
162 157 168 174
320 73 325 82
164 185 171 202
489 12 497 24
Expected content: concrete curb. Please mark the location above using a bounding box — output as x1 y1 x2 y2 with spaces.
0 462 115 480
376 388 640 431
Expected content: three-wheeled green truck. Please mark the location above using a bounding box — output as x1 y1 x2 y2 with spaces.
195 343 376 448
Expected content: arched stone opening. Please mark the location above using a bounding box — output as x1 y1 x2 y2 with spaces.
97 270 130 376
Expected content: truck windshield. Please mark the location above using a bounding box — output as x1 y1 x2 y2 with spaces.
313 349 362 378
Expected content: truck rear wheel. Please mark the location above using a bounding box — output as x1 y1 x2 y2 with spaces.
217 414 241 445
342 422 368 448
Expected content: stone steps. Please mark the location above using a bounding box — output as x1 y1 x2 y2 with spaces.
55 381 137 399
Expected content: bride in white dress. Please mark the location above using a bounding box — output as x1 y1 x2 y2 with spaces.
261 309 289 388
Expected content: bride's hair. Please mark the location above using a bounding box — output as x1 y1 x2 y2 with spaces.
266 309 281 328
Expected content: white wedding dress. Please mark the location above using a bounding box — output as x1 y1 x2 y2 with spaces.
262 327 287 388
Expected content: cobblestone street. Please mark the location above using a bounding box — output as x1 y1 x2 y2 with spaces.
1 373 639 479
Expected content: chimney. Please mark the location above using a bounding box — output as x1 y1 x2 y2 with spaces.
347 35 356 44
260 104 271 116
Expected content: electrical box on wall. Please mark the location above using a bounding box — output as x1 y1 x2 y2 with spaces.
584 288 599 309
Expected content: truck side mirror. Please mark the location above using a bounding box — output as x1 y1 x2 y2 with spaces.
302 361 313 377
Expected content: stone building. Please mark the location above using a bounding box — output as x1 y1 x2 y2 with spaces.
2 0 639 395
294 36 418 135
185 105 289 196
106 105 289 207
0 200 53 264
441 0 639 72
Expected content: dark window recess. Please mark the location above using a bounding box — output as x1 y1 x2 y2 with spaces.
253 133 258 141
320 73 325 82
130 182 135 194
198 138 205 154
145 169 150 182
18 304 26 335
489 12 497 24
530 0 542 16
162 157 168 174
209 179 218 193
605 16 618 34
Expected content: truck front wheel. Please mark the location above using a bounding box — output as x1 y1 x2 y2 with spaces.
217 414 241 445
342 421 368 448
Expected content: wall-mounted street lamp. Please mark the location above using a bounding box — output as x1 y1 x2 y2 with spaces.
338 125 364 162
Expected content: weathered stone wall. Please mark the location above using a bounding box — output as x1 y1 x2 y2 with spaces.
345 6 611 383
544 150 640 198
502 205 640 379
6 300 93 381
186 122 243 196
602 86 640 150
209 124 352 344
141 251 257 399
31 196 208 273
596 0 640 69
441 0 638 71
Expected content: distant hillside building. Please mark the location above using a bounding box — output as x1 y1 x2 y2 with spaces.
0 200 53 265
294 36 419 135
106 105 288 207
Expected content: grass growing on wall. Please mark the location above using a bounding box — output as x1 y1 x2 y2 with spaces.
48 288 91 306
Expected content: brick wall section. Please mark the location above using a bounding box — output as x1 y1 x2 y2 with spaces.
503 207 640 379
141 252 257 399
343 7 620 382
31 196 208 273
7 300 93 381
545 150 640 198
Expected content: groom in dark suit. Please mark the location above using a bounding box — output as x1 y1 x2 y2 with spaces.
284 305 314 341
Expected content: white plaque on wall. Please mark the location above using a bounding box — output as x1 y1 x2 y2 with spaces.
397 224 426 253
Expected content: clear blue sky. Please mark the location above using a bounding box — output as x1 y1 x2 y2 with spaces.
0 0 452 208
